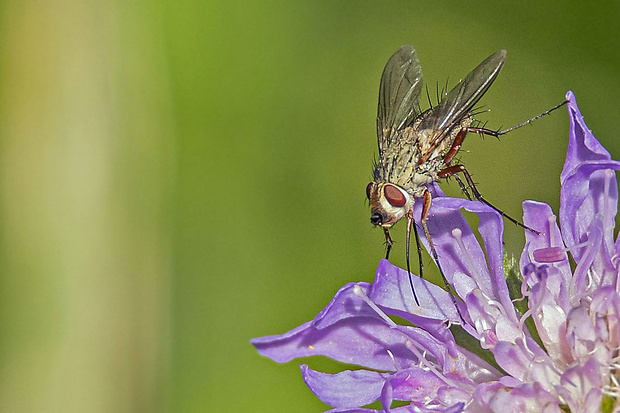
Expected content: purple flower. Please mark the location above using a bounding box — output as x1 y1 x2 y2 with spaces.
251 92 620 412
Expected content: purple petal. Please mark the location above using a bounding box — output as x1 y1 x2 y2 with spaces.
561 91 613 177
558 358 603 412
252 283 414 370
440 402 465 413
491 341 532 382
568 215 611 295
389 369 445 402
379 377 393 412
533 303 571 365
565 305 599 359
475 382 561 412
561 166 619 266
312 282 376 329
369 259 460 322
300 365 386 408
253 320 412 372
305 364 468 413
559 92 620 266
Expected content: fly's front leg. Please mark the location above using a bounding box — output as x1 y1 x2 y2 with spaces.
437 164 540 235
383 227 394 260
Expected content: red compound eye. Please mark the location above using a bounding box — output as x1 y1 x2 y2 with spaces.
384 185 406 207
366 182 373 199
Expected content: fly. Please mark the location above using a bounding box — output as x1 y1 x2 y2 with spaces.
366 45 566 320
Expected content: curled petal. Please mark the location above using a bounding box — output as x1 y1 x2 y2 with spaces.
560 92 620 267
252 283 424 371
562 91 614 180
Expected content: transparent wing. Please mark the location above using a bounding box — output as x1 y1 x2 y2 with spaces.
418 50 506 138
376 45 423 154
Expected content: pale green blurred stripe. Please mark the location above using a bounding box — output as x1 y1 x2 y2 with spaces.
0 1 172 411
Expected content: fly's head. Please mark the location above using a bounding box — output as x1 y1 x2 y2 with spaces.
366 181 413 227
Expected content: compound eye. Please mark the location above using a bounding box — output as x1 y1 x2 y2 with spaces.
366 182 373 199
384 185 406 207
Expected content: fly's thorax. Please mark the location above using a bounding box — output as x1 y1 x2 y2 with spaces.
381 127 423 185
404 174 432 196
366 181 414 227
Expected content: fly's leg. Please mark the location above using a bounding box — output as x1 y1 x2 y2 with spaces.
438 164 540 235
443 102 569 165
421 189 465 323
454 175 472 200
443 128 468 165
411 213 424 281
468 100 568 138
442 128 473 200
405 212 421 306
478 100 569 136
436 102 569 233
383 227 394 260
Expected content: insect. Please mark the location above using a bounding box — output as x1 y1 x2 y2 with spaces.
367 45 565 316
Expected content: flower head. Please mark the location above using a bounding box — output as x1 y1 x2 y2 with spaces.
251 92 620 412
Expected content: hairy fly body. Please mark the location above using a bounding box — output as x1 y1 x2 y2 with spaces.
367 45 565 317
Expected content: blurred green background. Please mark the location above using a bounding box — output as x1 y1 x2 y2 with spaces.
0 0 618 412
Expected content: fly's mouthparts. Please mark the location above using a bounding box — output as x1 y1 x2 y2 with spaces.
370 212 383 226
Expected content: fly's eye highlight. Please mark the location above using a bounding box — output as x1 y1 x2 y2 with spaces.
384 185 406 207
366 182 373 199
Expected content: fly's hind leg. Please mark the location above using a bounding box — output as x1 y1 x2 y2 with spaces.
437 104 568 233
468 100 568 137
443 128 471 201
453 175 472 200
442 128 472 200
438 164 539 235
442 128 468 165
